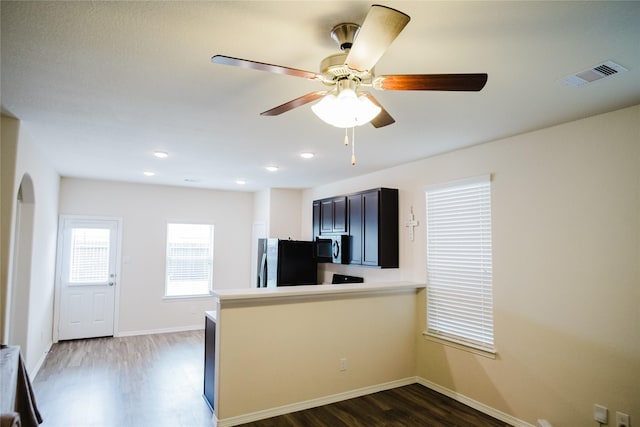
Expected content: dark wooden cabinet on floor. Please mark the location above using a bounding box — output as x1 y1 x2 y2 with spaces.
204 315 216 411
314 188 398 269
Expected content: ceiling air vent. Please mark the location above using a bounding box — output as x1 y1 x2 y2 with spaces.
562 60 628 87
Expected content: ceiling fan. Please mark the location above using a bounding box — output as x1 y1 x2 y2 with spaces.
211 4 487 129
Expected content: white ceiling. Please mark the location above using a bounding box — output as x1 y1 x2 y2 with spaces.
2 1 639 192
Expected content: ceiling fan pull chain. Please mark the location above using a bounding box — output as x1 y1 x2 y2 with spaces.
344 127 349 146
351 127 356 165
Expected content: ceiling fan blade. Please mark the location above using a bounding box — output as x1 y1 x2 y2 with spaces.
260 91 328 116
375 74 488 91
345 5 410 73
212 55 320 80
362 93 395 128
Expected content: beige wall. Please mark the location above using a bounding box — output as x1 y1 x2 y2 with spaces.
267 188 303 240
304 105 640 426
216 289 418 420
1 116 19 344
1 115 60 373
58 178 254 334
252 188 304 240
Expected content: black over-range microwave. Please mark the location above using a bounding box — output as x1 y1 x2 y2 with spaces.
315 235 349 264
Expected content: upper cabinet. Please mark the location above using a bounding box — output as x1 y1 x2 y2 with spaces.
312 200 320 239
350 188 398 268
319 196 347 234
313 188 398 269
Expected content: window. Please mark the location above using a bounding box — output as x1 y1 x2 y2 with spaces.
69 228 110 283
165 223 214 297
425 175 494 353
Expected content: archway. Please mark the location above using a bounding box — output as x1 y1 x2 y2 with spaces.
7 173 35 356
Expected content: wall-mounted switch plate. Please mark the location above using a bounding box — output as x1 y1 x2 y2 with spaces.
595 404 608 424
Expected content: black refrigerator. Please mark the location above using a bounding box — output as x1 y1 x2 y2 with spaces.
256 239 317 287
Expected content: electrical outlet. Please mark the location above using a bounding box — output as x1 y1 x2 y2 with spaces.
339 358 348 371
595 404 608 424
616 411 630 427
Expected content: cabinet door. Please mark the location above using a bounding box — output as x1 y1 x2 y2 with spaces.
348 194 362 264
320 197 347 234
204 316 216 411
377 188 399 268
320 199 334 233
312 201 320 238
332 197 347 233
362 190 380 266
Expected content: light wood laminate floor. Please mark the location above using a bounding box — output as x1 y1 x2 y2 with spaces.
32 331 212 427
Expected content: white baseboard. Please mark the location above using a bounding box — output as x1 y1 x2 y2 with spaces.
30 340 53 379
213 376 536 427
115 324 203 337
416 378 536 427
213 377 417 427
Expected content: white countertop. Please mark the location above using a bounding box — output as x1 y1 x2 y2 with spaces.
213 281 425 306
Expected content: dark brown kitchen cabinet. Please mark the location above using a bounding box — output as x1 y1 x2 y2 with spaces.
347 194 362 264
312 200 320 238
362 190 380 266
314 188 398 268
349 188 398 268
203 314 216 411
320 196 347 234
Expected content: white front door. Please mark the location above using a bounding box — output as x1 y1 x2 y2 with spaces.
57 216 120 340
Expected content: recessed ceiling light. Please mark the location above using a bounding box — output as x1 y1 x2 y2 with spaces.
300 152 315 159
153 151 168 158
235 179 247 185
265 166 279 172
143 171 155 177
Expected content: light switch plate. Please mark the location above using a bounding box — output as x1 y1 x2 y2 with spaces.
595 404 608 424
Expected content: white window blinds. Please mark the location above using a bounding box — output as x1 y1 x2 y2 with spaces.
69 228 110 283
425 176 494 352
166 223 214 297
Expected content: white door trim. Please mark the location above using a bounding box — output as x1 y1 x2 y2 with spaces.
53 215 123 342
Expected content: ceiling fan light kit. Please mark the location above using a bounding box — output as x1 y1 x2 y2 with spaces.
211 4 487 163
311 79 381 128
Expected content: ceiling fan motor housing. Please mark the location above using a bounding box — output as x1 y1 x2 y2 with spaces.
319 53 373 88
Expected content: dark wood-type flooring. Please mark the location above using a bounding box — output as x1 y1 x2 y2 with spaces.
32 330 510 427
238 383 511 427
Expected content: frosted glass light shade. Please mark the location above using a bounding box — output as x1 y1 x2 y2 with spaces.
311 88 381 128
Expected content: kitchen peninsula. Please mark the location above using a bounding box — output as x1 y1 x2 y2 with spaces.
205 281 425 427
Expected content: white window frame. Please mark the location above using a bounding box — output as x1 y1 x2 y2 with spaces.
165 223 214 298
425 175 495 355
